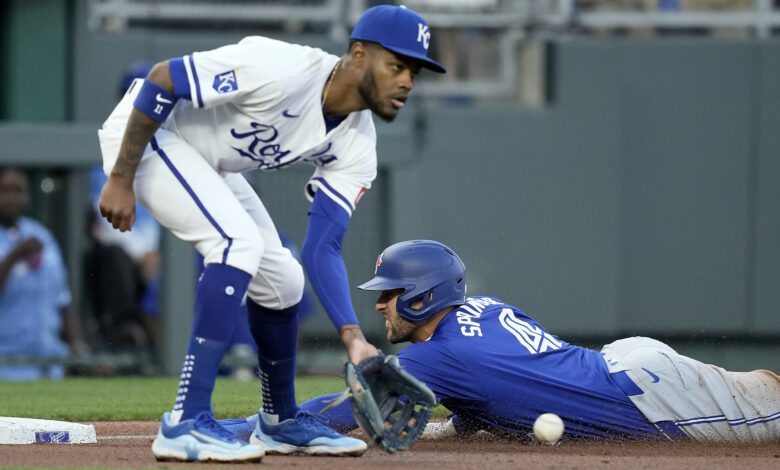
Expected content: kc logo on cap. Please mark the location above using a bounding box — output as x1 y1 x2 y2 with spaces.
350 5 446 74
417 24 430 49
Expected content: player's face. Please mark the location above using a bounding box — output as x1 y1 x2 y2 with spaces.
375 288 418 343
0 170 29 227
358 47 420 123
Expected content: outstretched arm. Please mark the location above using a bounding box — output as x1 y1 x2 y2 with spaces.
299 380 466 441
300 392 359 433
99 61 175 232
301 191 379 364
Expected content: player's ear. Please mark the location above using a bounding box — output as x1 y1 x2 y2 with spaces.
350 41 370 70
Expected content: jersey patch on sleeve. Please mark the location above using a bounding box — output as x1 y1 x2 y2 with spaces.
213 70 238 94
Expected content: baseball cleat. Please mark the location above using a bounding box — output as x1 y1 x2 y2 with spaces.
250 410 367 456
152 411 264 462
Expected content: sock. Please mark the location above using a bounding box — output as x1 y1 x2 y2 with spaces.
172 264 252 423
172 336 230 424
247 299 299 422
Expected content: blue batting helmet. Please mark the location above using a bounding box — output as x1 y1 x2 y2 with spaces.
358 240 466 321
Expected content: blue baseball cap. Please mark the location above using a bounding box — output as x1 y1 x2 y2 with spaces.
351 5 446 74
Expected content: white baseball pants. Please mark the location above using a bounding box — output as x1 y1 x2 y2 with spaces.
602 336 780 443
98 94 303 310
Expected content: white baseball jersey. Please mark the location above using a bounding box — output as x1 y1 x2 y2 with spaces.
171 36 376 215
98 37 377 309
105 36 377 217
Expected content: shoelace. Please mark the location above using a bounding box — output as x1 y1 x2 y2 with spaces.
194 411 238 442
294 410 334 433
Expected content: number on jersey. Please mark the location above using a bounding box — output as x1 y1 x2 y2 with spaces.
499 308 562 354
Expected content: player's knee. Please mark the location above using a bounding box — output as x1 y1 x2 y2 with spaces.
273 259 305 309
246 256 304 310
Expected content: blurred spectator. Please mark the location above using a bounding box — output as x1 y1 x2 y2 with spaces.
84 61 162 352
0 167 87 380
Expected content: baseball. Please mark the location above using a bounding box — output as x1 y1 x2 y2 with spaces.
533 413 564 444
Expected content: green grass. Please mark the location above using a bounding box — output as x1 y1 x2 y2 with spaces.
0 376 344 421
0 376 449 421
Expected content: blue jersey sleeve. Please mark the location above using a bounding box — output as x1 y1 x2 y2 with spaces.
299 392 358 433
300 339 488 437
398 341 487 405
301 191 359 330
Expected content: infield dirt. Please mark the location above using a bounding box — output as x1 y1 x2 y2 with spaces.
1 420 778 469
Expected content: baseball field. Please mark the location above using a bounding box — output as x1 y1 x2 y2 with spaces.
1 377 777 469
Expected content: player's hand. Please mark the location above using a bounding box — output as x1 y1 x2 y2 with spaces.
348 339 380 364
9 238 43 264
340 324 380 364
99 175 136 232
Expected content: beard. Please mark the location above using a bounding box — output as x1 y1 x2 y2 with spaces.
386 315 417 343
358 66 397 123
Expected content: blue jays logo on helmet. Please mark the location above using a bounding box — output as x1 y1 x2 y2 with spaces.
358 240 466 321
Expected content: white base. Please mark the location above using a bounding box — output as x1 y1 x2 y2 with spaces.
421 418 457 440
0 416 96 444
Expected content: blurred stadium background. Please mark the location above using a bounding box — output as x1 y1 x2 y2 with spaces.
0 0 778 377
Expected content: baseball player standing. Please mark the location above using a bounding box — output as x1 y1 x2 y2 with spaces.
288 240 779 443
97 5 446 462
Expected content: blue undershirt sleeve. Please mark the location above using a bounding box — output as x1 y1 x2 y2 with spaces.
301 191 358 331
299 393 358 433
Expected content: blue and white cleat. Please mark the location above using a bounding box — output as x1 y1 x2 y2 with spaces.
250 410 367 456
152 411 265 462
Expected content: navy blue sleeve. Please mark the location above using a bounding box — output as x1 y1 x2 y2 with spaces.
299 392 358 433
301 191 358 330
